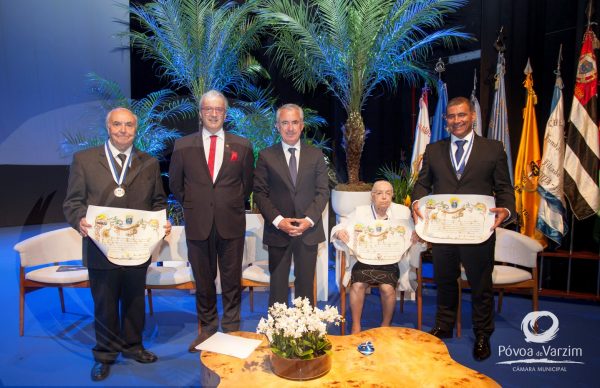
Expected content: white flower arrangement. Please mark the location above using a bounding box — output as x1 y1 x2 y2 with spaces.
256 297 343 359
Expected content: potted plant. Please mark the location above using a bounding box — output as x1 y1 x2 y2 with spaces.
378 161 415 207
257 297 343 380
258 0 469 216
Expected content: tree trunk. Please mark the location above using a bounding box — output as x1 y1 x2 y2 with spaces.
344 111 366 185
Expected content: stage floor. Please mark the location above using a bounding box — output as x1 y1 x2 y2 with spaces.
2 223 599 386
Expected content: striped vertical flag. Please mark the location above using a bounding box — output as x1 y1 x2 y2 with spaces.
537 62 568 246
471 70 483 136
564 29 600 220
410 88 431 180
488 52 514 185
430 78 449 143
514 60 546 246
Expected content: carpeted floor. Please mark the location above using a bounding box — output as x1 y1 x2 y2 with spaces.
2 223 599 387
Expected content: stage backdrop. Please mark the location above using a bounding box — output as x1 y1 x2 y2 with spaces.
0 0 130 226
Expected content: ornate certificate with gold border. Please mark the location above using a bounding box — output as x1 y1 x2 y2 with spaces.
415 194 496 244
346 219 413 265
85 205 166 266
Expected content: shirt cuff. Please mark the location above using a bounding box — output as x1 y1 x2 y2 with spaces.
273 215 284 229
305 217 315 227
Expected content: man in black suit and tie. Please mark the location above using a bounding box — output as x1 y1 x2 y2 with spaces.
253 103 329 307
169 90 254 352
411 97 515 361
63 107 170 381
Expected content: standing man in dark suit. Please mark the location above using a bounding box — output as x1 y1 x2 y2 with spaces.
411 97 515 361
169 90 254 352
63 107 170 381
254 103 329 307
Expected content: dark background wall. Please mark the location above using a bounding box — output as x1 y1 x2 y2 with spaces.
2 0 599 255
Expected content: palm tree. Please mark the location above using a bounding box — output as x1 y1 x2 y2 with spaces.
259 0 469 185
60 73 196 159
128 0 265 110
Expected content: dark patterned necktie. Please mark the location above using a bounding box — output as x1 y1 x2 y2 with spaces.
288 147 297 185
455 140 466 176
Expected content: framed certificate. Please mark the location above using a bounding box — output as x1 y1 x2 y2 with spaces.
415 194 496 244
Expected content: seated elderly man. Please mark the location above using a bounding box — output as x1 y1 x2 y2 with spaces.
331 180 425 334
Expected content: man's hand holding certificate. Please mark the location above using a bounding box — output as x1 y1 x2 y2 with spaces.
85 205 167 266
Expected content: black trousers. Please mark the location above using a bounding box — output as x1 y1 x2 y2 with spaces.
432 236 495 337
268 238 317 307
187 224 244 333
88 264 149 363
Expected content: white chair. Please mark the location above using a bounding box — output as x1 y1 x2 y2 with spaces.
14 227 87 336
241 259 298 311
456 227 544 337
146 225 195 315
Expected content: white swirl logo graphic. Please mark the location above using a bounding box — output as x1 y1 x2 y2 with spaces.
521 311 559 343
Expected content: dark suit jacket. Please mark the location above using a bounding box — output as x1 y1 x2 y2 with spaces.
253 142 329 247
63 145 167 269
169 132 254 240
412 135 515 216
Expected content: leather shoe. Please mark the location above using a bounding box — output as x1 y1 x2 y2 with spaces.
188 332 213 353
428 327 453 339
122 348 158 363
91 362 110 382
473 335 491 361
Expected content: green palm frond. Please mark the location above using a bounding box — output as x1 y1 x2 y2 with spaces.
260 0 470 113
61 74 195 159
227 84 329 161
127 0 264 105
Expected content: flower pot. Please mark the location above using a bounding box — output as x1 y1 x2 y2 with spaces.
270 351 332 381
331 189 372 222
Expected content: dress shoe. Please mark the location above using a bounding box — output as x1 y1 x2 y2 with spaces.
473 335 491 361
91 362 110 381
122 348 158 363
428 327 453 339
188 332 213 353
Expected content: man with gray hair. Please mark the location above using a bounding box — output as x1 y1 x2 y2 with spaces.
169 90 254 352
254 103 329 307
64 107 169 381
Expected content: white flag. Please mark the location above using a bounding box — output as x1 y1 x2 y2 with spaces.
410 90 431 180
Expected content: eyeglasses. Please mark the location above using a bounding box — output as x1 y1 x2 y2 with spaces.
201 106 226 114
445 112 469 121
278 120 302 127
111 121 136 129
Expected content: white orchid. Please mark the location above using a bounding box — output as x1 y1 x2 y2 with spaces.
256 297 343 359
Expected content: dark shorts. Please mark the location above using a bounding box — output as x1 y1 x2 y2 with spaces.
350 261 399 287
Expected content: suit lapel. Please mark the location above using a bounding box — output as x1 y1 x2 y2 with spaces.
441 140 457 180
98 146 111 176
460 134 479 180
124 148 142 186
194 132 213 181
215 133 232 184
295 142 307 188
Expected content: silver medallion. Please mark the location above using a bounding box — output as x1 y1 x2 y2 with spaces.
114 187 125 197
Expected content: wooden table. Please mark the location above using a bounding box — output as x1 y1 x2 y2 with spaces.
200 327 499 387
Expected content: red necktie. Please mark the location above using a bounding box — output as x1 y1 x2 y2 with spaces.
208 135 217 179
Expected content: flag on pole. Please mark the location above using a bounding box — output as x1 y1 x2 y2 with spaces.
488 52 514 185
410 88 431 180
537 58 568 246
471 70 483 136
564 29 600 220
430 78 449 144
514 60 546 246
